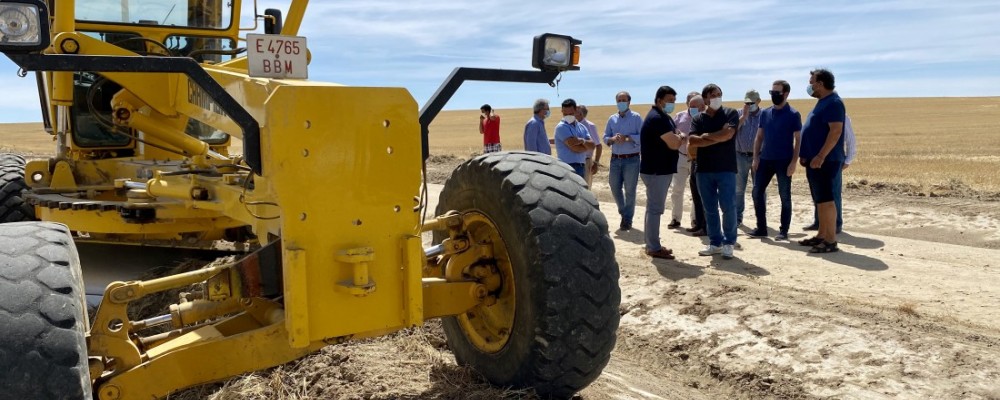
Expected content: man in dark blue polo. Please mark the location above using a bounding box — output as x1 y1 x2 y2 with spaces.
639 86 683 259
750 80 802 241
688 84 739 259
799 69 846 253
554 98 596 178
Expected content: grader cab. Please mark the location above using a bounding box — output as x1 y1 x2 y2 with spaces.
0 1 620 399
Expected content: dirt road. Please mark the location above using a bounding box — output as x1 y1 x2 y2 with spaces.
178 182 1000 399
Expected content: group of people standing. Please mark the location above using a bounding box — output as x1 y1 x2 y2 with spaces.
481 69 855 260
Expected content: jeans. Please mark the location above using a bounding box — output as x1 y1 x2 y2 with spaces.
670 154 691 223
689 162 705 229
609 156 640 224
641 174 673 251
735 153 754 223
811 166 843 228
568 163 586 179
697 172 738 246
752 159 793 234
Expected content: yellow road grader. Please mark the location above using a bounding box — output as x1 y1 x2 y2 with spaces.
0 0 619 398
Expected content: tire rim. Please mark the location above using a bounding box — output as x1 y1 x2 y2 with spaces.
457 212 515 353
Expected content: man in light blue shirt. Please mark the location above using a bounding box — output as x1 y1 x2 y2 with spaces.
554 99 596 178
735 89 763 225
603 91 643 231
523 98 551 155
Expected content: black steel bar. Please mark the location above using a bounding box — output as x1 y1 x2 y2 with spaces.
6 53 264 175
418 67 559 160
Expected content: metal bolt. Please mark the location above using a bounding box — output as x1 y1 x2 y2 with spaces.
101 385 121 400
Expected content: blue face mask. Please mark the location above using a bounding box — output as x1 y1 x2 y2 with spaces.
663 103 675 114
689 108 700 118
544 110 551 118
806 84 815 97
617 102 629 113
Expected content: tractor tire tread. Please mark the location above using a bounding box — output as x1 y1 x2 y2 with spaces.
0 222 91 400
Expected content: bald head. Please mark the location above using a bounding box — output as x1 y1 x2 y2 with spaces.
689 95 705 110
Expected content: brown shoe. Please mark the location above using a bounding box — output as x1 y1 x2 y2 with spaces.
691 229 707 237
685 225 702 233
646 248 675 260
667 219 681 229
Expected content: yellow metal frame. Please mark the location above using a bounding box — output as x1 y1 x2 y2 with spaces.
22 0 521 398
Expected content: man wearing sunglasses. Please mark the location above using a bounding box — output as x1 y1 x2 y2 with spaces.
750 80 802 240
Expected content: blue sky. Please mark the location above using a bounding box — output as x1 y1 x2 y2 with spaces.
1 0 999 122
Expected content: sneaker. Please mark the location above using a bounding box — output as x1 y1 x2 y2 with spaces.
667 219 681 229
699 245 722 256
748 228 768 237
803 223 819 231
722 244 734 259
775 232 789 241
646 248 675 260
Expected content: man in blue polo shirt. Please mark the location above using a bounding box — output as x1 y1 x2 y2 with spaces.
688 84 740 259
750 79 802 241
603 91 643 231
799 69 846 253
554 98 596 178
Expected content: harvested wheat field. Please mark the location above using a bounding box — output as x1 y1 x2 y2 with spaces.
2 96 1000 399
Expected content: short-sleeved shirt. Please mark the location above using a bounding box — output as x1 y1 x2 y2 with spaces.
801 92 846 161
758 105 802 161
581 119 602 159
691 107 739 173
554 120 590 164
523 116 551 155
603 110 643 154
639 107 679 175
481 115 500 145
673 109 696 155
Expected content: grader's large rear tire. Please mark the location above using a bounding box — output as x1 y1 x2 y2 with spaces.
435 152 620 398
0 154 36 223
0 222 92 400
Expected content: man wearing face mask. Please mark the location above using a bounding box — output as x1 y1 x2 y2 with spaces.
603 91 644 231
688 84 740 259
554 99 596 178
750 80 802 241
667 92 699 230
681 94 708 236
735 89 763 226
799 69 846 253
579 105 604 187
639 86 683 259
524 98 552 155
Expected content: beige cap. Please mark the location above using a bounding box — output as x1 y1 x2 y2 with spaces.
744 89 761 103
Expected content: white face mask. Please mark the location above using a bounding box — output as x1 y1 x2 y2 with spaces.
709 98 722 110
562 115 576 124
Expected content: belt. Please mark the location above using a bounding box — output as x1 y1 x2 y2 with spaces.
738 151 753 157
567 162 585 167
611 152 640 159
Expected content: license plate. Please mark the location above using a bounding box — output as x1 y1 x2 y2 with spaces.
247 34 308 79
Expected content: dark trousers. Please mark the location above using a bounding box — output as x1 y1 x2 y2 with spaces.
811 167 844 228
752 159 793 234
689 161 705 229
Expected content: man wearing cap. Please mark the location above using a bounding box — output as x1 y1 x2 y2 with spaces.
735 89 763 227
750 80 802 240
479 104 502 153
554 99 596 178
603 91 644 231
